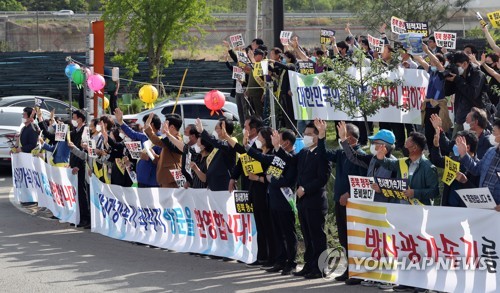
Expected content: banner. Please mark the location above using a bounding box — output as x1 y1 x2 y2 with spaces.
487 10 500 28
404 22 429 37
391 16 406 35
347 200 500 292
90 176 257 263
434 32 457 50
11 153 79 224
289 69 430 124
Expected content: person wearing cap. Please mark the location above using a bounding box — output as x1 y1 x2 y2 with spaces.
338 126 399 203
245 48 266 118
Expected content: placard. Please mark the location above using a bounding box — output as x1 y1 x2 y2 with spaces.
297 61 315 75
433 32 456 49
239 153 263 177
456 188 496 209
233 190 253 213
236 51 250 68
404 22 429 37
34 97 44 107
55 124 68 142
170 169 186 188
266 156 286 179
229 34 245 49
280 31 293 46
81 126 91 143
349 175 375 201
487 10 500 28
442 156 460 186
232 66 245 81
320 29 335 45
124 141 142 160
391 16 407 35
368 34 384 54
88 139 97 158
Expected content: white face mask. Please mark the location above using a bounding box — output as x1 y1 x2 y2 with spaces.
193 144 201 154
183 135 190 144
48 125 56 134
242 129 247 137
444 61 449 68
119 133 125 140
370 144 377 155
463 122 471 131
96 125 102 132
124 137 132 143
489 134 498 147
212 130 219 140
255 139 263 149
457 66 465 76
303 135 314 148
338 139 344 150
71 120 78 127
21 118 27 124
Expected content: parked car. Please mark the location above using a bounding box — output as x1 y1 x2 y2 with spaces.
0 96 77 120
123 99 239 133
53 10 75 15
0 107 51 166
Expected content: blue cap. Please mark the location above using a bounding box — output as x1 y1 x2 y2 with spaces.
368 129 395 144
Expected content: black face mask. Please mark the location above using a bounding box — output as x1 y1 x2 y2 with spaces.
402 147 410 157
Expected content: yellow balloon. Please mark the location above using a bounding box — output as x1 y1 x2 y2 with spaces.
103 96 109 109
139 84 159 104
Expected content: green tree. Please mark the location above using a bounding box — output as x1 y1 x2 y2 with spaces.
0 0 26 11
339 0 472 32
103 0 213 83
321 49 403 135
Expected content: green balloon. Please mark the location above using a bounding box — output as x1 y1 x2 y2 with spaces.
71 69 84 85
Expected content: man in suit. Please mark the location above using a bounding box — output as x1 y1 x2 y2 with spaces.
292 121 332 279
13 107 40 154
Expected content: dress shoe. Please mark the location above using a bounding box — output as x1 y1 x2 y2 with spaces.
345 278 362 285
292 268 310 277
265 264 285 273
281 266 296 275
304 271 323 279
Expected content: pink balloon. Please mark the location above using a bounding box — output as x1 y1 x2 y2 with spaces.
84 67 92 77
87 74 106 91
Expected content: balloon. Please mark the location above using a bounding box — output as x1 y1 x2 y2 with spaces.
139 84 158 109
84 67 92 77
65 63 80 78
103 96 109 109
87 74 106 92
204 90 225 115
71 69 84 87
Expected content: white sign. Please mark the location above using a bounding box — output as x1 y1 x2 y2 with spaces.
229 34 245 49
434 32 457 49
11 153 79 224
143 140 155 161
391 16 407 35
169 169 186 188
55 124 68 142
280 31 293 45
348 175 375 201
124 141 142 160
368 34 384 54
34 97 44 107
82 126 91 143
232 66 245 80
89 175 257 263
456 187 496 209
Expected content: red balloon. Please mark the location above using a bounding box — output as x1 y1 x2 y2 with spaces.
204 90 225 115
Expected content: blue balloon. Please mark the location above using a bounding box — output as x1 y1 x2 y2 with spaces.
294 137 304 153
65 63 80 78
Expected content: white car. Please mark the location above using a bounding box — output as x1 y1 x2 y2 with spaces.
53 10 75 15
122 99 239 133
0 107 50 166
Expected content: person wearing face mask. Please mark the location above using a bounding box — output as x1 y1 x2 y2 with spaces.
229 116 263 193
245 48 266 119
188 138 212 189
430 128 479 207
270 51 297 131
458 119 500 204
432 108 493 160
481 53 500 106
115 108 162 188
101 126 133 188
143 113 183 188
12 107 40 155
444 51 491 138
223 125 278 270
314 120 366 284
414 42 452 150
197 117 237 191
38 117 71 168
376 131 439 206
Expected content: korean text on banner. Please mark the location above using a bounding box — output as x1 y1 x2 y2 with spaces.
320 29 335 45
11 153 80 224
229 34 245 49
280 31 293 46
391 16 406 35
289 69 430 124
434 32 457 49
487 10 500 28
456 187 496 209
90 176 257 263
349 175 375 202
347 200 500 292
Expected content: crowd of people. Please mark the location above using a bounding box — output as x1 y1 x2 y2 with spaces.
9 20 500 292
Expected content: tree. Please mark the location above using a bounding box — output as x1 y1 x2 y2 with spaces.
321 49 403 136
0 0 26 11
338 0 472 32
103 0 212 83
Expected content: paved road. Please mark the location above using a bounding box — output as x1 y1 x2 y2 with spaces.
0 168 379 293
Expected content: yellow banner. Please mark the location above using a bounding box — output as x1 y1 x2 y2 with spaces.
487 10 500 28
240 153 263 176
442 156 459 186
252 62 263 78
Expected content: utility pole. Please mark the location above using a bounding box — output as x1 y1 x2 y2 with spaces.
261 0 273 47
246 0 258 45
273 0 284 49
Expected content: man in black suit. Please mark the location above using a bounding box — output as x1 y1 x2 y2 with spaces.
292 121 332 279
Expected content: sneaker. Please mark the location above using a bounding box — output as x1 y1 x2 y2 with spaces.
393 285 414 292
378 283 395 290
361 280 380 287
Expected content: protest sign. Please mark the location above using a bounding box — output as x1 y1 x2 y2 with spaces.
289 68 430 124
375 177 410 202
232 66 245 81
391 16 406 35
239 153 263 177
55 124 68 142
297 61 315 75
442 156 460 186
434 32 456 49
349 175 375 202
170 169 186 188
90 176 257 263
124 141 142 160
280 187 297 214
320 29 335 45
143 140 155 161
236 51 250 68
456 188 496 209
253 62 263 78
368 34 384 54
266 156 286 179
229 34 245 49
487 11 500 28
81 126 91 143
404 22 429 37
11 152 79 224
399 33 424 55
280 31 293 45
88 140 97 158
233 190 253 213
34 97 44 108
347 200 500 292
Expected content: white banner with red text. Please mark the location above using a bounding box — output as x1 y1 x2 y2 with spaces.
89 175 257 263
290 69 455 124
11 153 79 224
347 200 500 293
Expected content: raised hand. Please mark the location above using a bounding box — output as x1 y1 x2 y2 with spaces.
195 118 203 133
115 108 124 125
220 121 228 140
455 135 467 158
314 118 327 139
429 113 442 131
162 120 170 135
337 121 348 141
480 53 487 65
242 125 249 146
144 113 154 130
271 129 281 149
376 144 388 160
